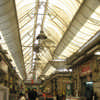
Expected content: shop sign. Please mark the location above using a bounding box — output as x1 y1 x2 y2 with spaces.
81 66 90 72
80 66 92 77
31 80 34 84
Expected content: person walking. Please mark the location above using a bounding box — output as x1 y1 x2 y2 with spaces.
19 93 26 100
30 88 37 100
28 88 32 100
25 91 28 100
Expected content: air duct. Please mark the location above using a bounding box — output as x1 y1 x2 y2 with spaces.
0 0 26 79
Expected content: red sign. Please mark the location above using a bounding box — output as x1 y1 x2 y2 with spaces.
80 66 91 77
81 66 90 72
31 80 34 84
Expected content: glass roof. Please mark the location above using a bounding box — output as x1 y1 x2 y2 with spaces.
15 0 84 79
15 0 36 79
45 66 56 76
58 1 100 59
1 0 100 80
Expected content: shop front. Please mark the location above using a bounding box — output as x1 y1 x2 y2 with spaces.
79 61 94 100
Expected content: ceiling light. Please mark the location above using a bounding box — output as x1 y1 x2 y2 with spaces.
56 68 68 72
94 51 100 55
69 69 72 72
35 55 40 60
34 45 40 53
37 30 47 40
41 77 45 80
35 57 40 61
52 59 66 61
86 82 93 85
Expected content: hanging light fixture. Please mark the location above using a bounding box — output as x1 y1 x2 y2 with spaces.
8 58 12 62
34 45 40 53
34 54 40 61
37 30 47 40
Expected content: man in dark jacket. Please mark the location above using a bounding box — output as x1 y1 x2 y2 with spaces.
31 88 37 100
28 88 31 100
85 84 93 100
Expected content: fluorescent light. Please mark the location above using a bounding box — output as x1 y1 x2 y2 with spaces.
86 82 93 85
57 68 68 72
41 77 45 80
69 69 72 72
52 59 65 61
34 40 39 44
94 51 100 55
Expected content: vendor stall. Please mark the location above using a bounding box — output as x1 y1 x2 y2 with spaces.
0 85 9 100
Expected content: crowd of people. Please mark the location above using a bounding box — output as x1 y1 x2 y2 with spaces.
28 88 37 100
18 87 98 100
19 88 38 100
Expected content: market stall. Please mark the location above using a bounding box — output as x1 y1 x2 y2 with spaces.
0 85 9 100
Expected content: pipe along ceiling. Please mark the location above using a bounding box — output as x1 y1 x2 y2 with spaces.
0 0 26 79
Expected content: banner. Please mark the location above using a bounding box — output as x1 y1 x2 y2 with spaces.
80 65 92 77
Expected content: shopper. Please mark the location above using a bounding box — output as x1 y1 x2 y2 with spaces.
94 92 98 100
25 91 28 100
85 86 93 100
42 92 46 100
19 93 26 100
29 88 37 100
28 88 31 100
38 89 43 97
